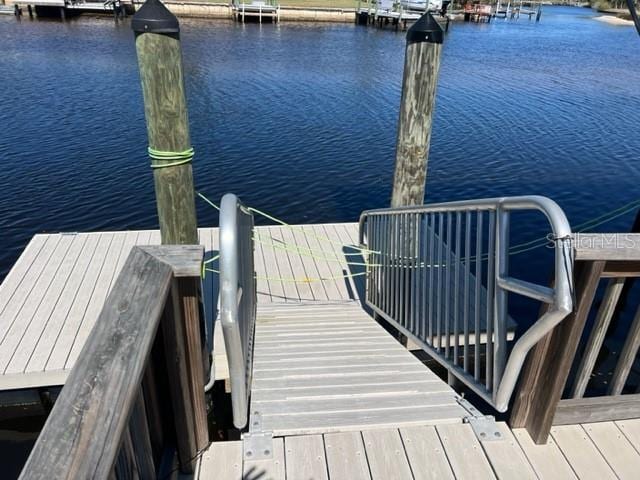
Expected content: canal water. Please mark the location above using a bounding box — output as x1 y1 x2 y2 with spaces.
0 6 640 476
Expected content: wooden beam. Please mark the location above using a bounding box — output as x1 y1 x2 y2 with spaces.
509 260 605 444
18 247 174 479
574 234 640 261
571 277 625 398
553 394 640 425
609 304 640 395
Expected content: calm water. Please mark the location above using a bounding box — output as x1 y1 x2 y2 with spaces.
1 6 640 476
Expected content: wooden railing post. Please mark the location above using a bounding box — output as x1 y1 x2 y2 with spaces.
18 246 205 479
509 260 605 444
391 13 443 208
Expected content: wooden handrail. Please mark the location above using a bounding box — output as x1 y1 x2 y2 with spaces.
510 233 640 444
19 245 207 479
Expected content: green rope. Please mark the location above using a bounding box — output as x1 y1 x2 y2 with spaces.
148 147 194 169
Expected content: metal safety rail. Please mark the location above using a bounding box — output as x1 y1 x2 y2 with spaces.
220 193 257 429
358 196 573 412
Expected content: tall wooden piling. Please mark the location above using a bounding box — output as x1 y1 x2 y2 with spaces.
132 1 207 471
132 0 198 246
391 13 443 208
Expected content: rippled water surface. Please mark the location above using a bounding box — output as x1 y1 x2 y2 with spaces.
1 6 640 477
1 8 640 281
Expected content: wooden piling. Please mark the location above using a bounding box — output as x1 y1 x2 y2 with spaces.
390 13 443 208
132 0 198 246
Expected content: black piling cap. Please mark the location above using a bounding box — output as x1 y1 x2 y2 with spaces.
131 0 179 34
406 12 443 45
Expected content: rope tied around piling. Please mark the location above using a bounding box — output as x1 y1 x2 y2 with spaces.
148 147 194 169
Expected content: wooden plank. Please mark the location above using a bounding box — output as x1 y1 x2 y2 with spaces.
574 234 640 261
253 392 458 416
173 277 209 451
583 421 640 479
18 247 174 480
0 234 48 314
399 426 454 480
436 423 496 479
243 437 285 480
361 429 413 480
550 425 617 480
512 428 578 480
616 418 640 451
3 234 88 374
267 226 300 302
161 281 197 472
553 394 640 425
252 370 446 391
609 304 640 395
253 226 272 304
139 245 204 278
251 379 446 402
255 227 285 303
303 225 347 301
107 231 141 292
199 441 242 480
572 277 625 398
129 392 156 480
262 405 465 436
64 231 128 368
323 432 371 480
291 226 328 301
510 260 605 444
252 362 425 381
44 233 114 371
284 435 328 480
478 423 537 480
0 234 68 353
279 226 315 301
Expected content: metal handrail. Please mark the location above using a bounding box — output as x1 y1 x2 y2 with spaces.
358 195 573 412
220 193 257 429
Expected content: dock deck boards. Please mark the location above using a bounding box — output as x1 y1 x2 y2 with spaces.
0 223 361 391
198 420 640 480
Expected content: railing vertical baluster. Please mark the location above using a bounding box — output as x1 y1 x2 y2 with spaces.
421 214 428 341
445 212 452 360
436 213 444 350
411 213 422 335
474 211 483 381
367 215 373 304
397 214 404 326
375 215 381 309
463 212 471 371
486 211 496 389
429 213 436 346
394 214 400 322
384 215 391 316
403 213 410 330
454 211 461 366
494 209 510 393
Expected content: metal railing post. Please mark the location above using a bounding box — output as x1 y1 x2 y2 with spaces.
493 208 510 395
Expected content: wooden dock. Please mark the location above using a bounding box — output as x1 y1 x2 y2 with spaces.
0 223 364 392
199 419 640 479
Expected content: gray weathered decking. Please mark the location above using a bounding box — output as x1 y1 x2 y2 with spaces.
199 420 640 480
250 302 466 436
0 223 363 392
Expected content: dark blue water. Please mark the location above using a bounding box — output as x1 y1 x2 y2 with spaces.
1 7 640 282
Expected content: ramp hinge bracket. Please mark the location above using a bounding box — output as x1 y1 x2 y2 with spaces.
243 411 274 460
456 396 503 442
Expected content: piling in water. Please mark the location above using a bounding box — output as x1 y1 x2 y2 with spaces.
391 12 443 208
132 0 198 246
